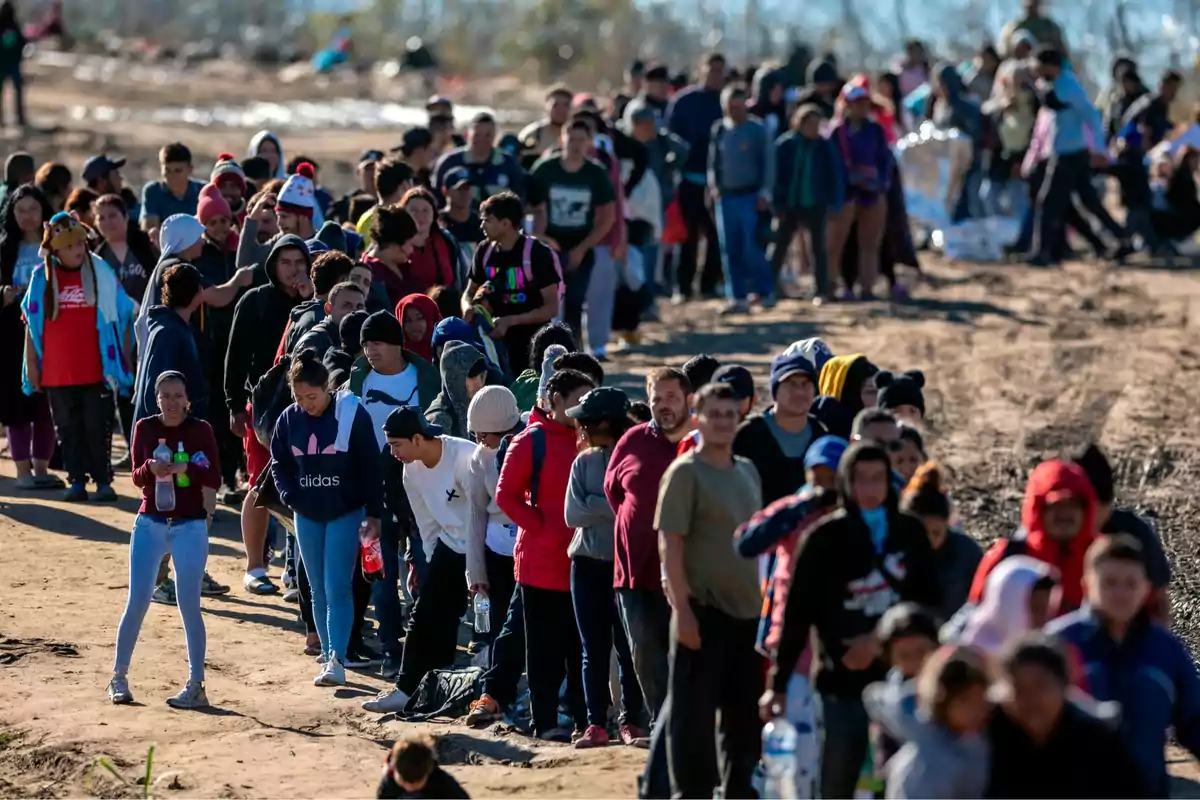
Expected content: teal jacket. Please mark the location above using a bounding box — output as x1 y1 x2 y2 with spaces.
347 352 440 413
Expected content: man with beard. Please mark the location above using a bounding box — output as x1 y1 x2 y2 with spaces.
603 366 692 729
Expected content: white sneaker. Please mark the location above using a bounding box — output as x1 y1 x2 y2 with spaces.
108 675 133 705
362 687 410 714
165 681 209 709
315 657 346 687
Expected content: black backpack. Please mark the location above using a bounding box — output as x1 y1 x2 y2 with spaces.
495 426 545 505
251 356 293 448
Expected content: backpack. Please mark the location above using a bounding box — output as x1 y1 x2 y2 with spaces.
397 666 484 722
481 235 565 312
250 356 294 448
495 425 546 506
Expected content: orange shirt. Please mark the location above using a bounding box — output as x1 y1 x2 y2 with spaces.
41 267 102 387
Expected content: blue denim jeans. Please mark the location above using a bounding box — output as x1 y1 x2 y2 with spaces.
294 508 364 661
716 193 773 300
571 556 644 727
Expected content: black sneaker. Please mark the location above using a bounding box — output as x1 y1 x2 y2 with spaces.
380 655 402 680
345 645 384 671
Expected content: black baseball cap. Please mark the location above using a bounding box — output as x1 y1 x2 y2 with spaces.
393 127 433 156
712 365 756 401
566 387 630 421
383 406 443 440
442 166 471 189
82 155 126 183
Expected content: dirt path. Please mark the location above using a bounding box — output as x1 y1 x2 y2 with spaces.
4 255 1200 796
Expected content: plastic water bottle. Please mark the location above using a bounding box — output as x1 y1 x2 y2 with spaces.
360 521 384 582
473 592 491 634
173 441 190 488
762 717 799 800
153 439 175 512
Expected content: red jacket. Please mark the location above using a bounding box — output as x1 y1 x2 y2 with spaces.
496 407 579 592
970 459 1098 612
604 422 680 590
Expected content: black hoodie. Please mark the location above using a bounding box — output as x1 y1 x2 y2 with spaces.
224 235 311 414
770 442 938 699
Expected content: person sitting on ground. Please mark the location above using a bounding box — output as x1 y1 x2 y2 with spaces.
377 736 469 799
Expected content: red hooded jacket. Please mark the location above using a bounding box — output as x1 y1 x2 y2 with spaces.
969 459 1098 612
395 293 442 363
495 406 579 592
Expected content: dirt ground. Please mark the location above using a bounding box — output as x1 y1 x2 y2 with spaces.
5 59 1200 798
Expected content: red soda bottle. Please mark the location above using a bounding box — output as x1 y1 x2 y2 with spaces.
360 520 384 582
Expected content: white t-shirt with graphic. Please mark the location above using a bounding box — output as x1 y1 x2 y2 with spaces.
362 365 419 448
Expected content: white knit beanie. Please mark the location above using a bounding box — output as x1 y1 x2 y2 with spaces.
467 385 521 435
537 344 569 408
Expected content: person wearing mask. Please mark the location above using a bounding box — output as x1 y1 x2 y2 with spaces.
432 112 526 207
564 387 646 748
356 160 417 250
666 52 727 302
364 205 427 309
734 352 828 505
899 462 982 621
108 371 221 709
140 143 204 233
519 85 575 168
270 354 381 688
23 212 135 503
460 191 562 377
1048 536 1200 797
248 130 287 180
657 382 763 797
708 85 775 314
424 341 488 440
0 185 61 491
224 235 315 594
985 635 1144 798
495 368 595 741
361 407 479 714
969 459 1098 615
762 441 939 800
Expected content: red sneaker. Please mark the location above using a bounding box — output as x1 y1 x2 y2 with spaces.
573 724 610 749
620 724 650 748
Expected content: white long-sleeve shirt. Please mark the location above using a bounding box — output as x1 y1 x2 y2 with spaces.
402 436 476 560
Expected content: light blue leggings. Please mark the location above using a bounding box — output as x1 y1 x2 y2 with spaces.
114 515 208 683
294 508 364 661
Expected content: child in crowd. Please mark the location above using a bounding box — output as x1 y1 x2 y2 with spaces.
946 555 1057 656
892 424 926 484
376 736 469 799
900 462 982 621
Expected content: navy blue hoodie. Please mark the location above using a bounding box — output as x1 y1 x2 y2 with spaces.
269 391 383 522
133 305 209 423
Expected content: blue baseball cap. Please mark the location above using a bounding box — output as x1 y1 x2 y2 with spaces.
804 435 849 471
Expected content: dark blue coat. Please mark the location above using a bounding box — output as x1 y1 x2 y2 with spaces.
133 305 208 424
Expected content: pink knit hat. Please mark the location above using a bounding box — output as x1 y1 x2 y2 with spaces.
197 183 233 224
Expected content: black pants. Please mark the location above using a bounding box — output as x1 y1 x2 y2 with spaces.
1019 161 1106 258
396 541 468 695
504 325 537 378
521 583 586 735
571 556 644 727
770 208 829 295
483 548 516 645
482 575 526 707
46 382 114 486
666 602 763 799
561 249 595 344
674 181 722 297
116 391 135 448
1035 150 1126 259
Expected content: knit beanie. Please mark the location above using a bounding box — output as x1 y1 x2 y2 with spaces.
359 310 404 347
783 337 835 374
467 385 521 435
159 213 205 257
210 153 247 192
537 344 569 407
339 309 369 354
275 162 317 219
197 183 233 224
874 370 926 417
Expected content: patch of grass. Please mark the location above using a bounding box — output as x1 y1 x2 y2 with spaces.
95 744 155 799
0 729 25 750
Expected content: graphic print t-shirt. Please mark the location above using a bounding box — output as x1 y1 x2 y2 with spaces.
362 366 420 448
528 157 615 252
41 267 103 388
12 242 41 288
468 234 561 319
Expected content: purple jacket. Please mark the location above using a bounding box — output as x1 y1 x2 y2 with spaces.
829 119 892 203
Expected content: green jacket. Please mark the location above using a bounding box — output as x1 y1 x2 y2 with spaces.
512 368 541 413
347 351 441 413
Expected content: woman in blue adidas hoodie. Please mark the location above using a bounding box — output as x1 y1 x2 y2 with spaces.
270 351 382 688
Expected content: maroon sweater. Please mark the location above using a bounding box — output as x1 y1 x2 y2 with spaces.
131 416 222 519
603 422 680 590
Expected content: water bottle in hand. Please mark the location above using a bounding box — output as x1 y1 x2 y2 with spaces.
153 438 176 512
473 592 491 635
762 717 799 800
173 441 190 488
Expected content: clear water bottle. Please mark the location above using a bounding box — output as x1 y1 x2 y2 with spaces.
473 592 491 635
153 439 175 512
762 717 799 800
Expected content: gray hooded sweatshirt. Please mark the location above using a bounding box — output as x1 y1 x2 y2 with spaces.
425 340 482 439
862 679 989 799
565 445 616 560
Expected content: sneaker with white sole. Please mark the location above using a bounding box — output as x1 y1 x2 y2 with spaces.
362 687 410 714
315 657 346 687
282 585 300 603
108 675 133 705
151 578 177 606
344 646 383 670
165 681 209 709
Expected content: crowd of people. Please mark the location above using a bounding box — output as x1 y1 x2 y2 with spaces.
0 3 1198 796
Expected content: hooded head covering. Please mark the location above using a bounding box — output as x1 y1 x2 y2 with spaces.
430 316 479 353
431 340 486 438
1020 459 1098 611
159 213 205 258
538 344 569 407
835 440 897 516
41 211 97 320
262 233 312 289
818 354 878 415
395 293 442 362
784 337 835 373
248 130 286 180
957 556 1055 654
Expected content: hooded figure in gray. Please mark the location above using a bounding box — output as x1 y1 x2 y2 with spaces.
425 340 484 439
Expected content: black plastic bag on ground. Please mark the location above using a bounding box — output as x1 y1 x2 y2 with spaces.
397 667 483 722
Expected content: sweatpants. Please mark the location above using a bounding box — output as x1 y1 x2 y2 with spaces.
716 193 773 301
8 392 55 462
396 541 468 696
570 556 644 727
113 515 208 683
294 508 364 662
46 382 114 486
665 601 762 799
521 584 586 735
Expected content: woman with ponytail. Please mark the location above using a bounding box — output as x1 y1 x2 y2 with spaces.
900 461 982 621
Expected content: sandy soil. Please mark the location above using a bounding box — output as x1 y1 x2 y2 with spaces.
4 61 1200 798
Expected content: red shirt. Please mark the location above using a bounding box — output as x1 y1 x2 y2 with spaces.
41 267 103 387
604 422 681 590
405 231 456 292
365 255 432 309
131 416 222 519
